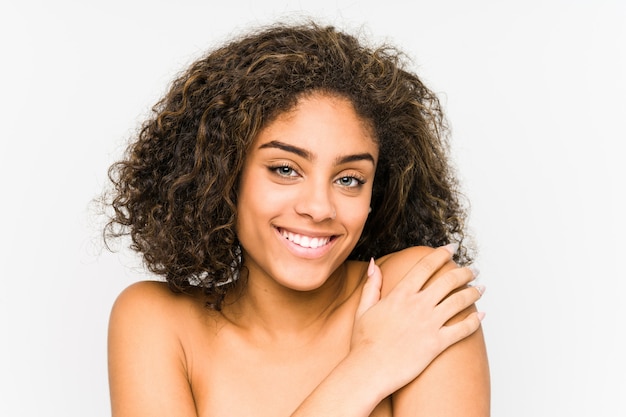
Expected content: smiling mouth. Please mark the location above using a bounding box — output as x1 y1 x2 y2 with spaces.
278 228 334 249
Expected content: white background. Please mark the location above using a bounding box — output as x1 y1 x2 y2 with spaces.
1 1 624 416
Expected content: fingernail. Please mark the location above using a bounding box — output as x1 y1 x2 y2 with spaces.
468 265 480 278
474 285 486 295
367 257 376 277
477 312 486 321
443 242 459 255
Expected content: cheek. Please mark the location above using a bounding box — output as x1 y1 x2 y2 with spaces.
235 170 260 232
237 168 267 208
341 198 371 229
236 172 292 228
353 210 370 230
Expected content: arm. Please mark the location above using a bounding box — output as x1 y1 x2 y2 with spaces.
108 281 198 417
380 247 490 416
291 245 484 417
392 321 489 416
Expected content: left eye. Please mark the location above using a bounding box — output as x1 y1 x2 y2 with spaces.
336 176 361 187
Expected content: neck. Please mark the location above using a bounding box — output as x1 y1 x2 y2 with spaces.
222 262 356 342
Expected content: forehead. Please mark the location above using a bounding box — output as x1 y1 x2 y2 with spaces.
252 93 379 157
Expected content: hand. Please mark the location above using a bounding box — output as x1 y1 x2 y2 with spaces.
351 245 484 396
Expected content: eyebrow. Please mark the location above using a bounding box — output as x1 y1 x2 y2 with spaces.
258 140 376 166
259 140 311 159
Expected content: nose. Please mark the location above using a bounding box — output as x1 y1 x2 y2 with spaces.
294 180 336 222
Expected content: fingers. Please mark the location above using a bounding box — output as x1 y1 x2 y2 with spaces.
394 244 458 293
433 283 485 325
421 264 478 307
438 310 485 346
355 258 382 320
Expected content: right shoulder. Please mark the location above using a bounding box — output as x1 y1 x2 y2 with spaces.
110 281 180 322
108 281 202 416
109 280 187 349
109 280 208 336
111 280 181 312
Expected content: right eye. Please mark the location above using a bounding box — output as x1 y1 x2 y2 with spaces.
268 163 299 178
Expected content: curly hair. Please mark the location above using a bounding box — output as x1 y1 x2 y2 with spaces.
104 20 473 309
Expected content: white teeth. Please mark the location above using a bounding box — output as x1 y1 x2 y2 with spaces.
280 229 331 249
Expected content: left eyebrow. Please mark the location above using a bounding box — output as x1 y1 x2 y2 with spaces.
258 140 375 166
335 153 376 166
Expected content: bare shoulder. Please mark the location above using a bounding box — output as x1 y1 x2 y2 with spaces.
376 247 490 415
110 280 195 323
375 246 443 296
108 281 203 416
112 280 186 308
112 280 171 306
109 280 213 344
377 245 434 267
109 281 191 357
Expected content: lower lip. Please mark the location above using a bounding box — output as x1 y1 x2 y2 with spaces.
274 228 336 259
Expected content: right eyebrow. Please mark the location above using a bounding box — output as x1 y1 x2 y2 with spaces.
258 140 312 160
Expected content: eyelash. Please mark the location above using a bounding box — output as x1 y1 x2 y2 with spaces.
336 175 365 188
269 163 299 178
267 164 366 188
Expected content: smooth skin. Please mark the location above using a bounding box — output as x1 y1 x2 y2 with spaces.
108 94 489 416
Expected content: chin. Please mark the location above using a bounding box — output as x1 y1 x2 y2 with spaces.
273 262 342 293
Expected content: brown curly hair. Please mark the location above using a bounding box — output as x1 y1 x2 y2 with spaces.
104 20 473 309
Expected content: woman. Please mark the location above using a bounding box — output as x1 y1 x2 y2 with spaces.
105 21 490 416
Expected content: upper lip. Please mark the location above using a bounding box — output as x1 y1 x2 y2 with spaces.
274 226 337 239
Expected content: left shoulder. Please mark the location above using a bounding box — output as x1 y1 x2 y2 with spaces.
376 246 453 297
376 247 490 415
377 245 434 266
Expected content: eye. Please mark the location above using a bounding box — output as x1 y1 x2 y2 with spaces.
269 164 299 178
335 175 364 188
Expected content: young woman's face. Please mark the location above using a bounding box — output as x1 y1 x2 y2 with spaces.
236 94 379 291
